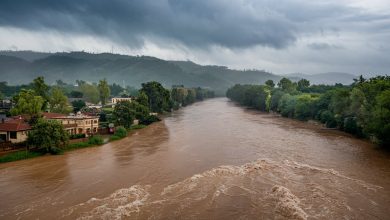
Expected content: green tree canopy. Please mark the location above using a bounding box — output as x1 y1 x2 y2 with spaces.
11 89 44 116
27 118 69 154
79 83 99 104
98 79 110 105
71 100 86 113
140 81 172 113
297 79 310 91
49 87 71 113
137 91 149 107
265 80 275 88
113 100 135 128
69 90 83 98
277 77 296 93
32 76 49 110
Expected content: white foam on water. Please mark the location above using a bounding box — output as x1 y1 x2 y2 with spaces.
271 185 308 220
284 160 383 191
63 185 150 220
61 158 384 219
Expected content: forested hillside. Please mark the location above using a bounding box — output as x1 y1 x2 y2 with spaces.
0 51 357 95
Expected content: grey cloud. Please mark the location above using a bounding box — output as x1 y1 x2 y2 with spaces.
307 43 343 50
0 0 389 51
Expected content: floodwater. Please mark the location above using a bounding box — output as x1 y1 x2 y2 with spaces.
0 98 389 219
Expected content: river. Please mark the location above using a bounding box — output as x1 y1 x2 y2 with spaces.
0 98 389 219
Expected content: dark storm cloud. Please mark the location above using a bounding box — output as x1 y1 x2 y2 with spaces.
0 0 388 49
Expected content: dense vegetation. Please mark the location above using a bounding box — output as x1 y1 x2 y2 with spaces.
227 76 390 147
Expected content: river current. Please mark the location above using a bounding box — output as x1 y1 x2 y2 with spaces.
0 98 389 219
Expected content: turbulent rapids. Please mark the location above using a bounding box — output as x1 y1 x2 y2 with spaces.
61 159 383 219
0 98 389 219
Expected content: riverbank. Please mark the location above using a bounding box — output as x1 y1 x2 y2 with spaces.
0 124 147 163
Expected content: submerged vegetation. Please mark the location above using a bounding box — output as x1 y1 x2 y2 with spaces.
227 76 390 147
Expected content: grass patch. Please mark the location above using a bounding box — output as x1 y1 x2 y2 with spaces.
109 135 122 141
128 124 147 131
66 142 93 151
88 135 104 145
0 151 43 163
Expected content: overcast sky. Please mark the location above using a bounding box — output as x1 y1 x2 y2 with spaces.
0 0 389 75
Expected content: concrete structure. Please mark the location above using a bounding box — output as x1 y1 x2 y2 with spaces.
111 97 132 104
43 112 99 137
0 118 31 143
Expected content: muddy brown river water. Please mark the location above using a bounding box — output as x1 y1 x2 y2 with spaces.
0 98 389 219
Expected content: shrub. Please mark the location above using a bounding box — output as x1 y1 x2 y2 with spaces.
141 115 160 125
88 135 104 145
114 126 128 138
70 133 86 139
109 135 121 141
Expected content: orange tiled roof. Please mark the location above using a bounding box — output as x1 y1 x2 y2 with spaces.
42 112 67 119
0 119 31 131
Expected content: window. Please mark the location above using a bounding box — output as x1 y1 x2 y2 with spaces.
0 134 6 142
94 120 98 124
10 131 17 139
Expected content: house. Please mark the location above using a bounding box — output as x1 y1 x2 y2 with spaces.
111 97 133 104
43 112 99 137
0 99 12 112
0 118 31 143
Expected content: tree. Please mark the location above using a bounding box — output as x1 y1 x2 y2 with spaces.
98 79 110 105
27 118 69 154
140 81 172 113
56 80 67 87
71 100 86 112
109 83 124 97
185 89 196 105
297 79 310 91
130 101 150 123
366 90 390 146
265 80 275 88
11 89 44 116
277 77 296 93
79 83 99 104
32 76 49 110
0 91 4 100
171 87 188 106
137 91 149 107
112 101 135 128
49 87 71 113
294 94 318 120
278 94 297 118
270 89 285 111
70 90 83 98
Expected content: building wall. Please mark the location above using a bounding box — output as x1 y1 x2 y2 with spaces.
0 130 29 143
111 98 132 104
12 131 28 143
54 117 99 137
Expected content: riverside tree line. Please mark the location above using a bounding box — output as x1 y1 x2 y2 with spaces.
226 76 390 147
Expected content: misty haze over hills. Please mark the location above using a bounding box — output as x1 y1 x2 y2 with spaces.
0 50 358 94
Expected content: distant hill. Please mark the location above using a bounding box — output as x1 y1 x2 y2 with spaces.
0 50 51 62
285 72 357 85
0 51 356 95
